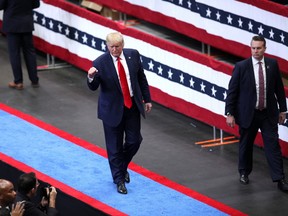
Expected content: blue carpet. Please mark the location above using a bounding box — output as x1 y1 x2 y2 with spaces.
0 105 245 216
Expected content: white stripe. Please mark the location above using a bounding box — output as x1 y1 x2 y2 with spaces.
197 0 288 30
124 0 288 61
124 36 231 88
146 71 226 116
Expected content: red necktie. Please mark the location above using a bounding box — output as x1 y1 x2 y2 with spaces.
258 62 265 110
117 57 132 108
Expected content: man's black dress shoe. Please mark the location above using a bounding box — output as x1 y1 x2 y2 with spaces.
239 175 249 185
278 179 288 192
31 82 40 88
117 182 127 194
125 171 130 183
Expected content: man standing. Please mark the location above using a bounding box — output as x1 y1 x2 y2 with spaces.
87 32 152 194
0 0 40 90
225 35 288 191
0 179 25 216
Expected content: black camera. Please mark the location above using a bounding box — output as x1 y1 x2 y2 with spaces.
41 186 52 199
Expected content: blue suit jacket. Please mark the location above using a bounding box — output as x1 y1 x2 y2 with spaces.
0 0 40 33
225 57 287 128
87 49 151 127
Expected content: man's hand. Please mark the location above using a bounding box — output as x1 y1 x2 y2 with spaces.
88 67 98 79
11 201 25 216
48 186 57 208
279 112 287 125
145 103 152 113
226 115 235 128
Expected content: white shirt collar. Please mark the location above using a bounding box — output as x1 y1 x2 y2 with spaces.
111 52 125 62
252 56 264 65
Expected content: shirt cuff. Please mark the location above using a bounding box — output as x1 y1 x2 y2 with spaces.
87 75 94 83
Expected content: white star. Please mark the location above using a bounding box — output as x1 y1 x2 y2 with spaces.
258 25 264 35
33 13 38 22
269 29 274 39
148 60 154 70
248 21 253 31
200 82 206 92
223 91 227 100
82 34 88 44
65 27 70 36
211 86 217 97
101 41 106 51
280 33 285 43
168 69 173 79
49 20 54 29
41 17 46 25
206 8 211 17
179 73 184 83
178 0 183 5
227 15 233 24
187 0 192 8
58 23 63 33
91 38 96 47
216 11 221 21
189 77 195 88
157 65 163 75
238 18 243 28
74 31 79 40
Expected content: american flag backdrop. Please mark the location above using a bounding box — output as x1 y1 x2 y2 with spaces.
0 0 287 156
91 0 288 75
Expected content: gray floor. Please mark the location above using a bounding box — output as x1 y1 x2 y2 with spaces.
1 35 288 216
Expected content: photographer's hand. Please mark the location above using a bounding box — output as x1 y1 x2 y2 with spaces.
48 186 57 208
11 201 25 216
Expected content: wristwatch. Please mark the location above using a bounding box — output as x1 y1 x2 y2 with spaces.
226 112 233 117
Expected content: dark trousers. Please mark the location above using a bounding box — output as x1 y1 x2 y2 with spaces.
7 32 38 84
103 102 142 184
238 109 284 181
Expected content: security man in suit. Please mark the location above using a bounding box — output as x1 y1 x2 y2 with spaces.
0 0 40 90
225 35 288 191
87 32 152 194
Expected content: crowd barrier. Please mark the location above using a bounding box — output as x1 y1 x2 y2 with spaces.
0 0 288 157
90 0 288 76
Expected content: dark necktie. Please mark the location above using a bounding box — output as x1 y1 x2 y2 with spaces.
117 57 132 108
258 62 265 110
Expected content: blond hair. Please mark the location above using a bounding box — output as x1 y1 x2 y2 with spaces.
106 32 124 45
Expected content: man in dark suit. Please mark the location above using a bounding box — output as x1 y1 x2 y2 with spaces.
15 172 58 215
0 0 40 90
87 32 152 194
225 35 288 191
